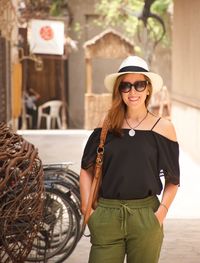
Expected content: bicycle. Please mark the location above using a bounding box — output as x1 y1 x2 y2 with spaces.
26 162 84 263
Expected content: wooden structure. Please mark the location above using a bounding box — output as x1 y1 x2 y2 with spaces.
0 0 18 124
83 29 134 129
18 28 68 129
26 55 68 129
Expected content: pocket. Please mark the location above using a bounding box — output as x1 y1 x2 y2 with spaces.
149 208 162 228
88 207 98 225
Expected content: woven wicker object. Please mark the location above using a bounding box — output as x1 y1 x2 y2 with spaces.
0 123 44 263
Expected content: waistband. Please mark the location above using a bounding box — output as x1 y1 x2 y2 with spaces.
98 195 159 209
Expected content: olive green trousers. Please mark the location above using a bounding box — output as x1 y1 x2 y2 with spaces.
87 196 163 263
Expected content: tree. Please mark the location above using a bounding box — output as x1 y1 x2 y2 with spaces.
18 0 73 27
95 0 173 64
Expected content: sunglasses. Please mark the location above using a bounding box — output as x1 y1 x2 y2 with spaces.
119 80 149 93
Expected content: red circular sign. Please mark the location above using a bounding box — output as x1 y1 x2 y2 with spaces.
40 26 54 41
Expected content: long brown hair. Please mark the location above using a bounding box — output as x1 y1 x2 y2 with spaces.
107 74 152 135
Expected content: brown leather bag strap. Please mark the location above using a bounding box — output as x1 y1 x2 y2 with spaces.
99 118 109 145
83 118 109 226
95 118 109 169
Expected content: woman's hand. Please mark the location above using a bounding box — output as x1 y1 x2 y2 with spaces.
155 183 179 226
89 209 94 217
154 205 168 226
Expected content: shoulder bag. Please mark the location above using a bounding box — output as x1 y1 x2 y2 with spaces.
83 118 109 226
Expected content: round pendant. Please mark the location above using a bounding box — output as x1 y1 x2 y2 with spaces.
129 129 135 137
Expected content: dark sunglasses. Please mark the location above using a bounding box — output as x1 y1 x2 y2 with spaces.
119 80 149 93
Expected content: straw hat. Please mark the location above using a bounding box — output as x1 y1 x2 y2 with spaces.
104 56 163 94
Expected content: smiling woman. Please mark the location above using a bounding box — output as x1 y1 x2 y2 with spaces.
79 55 180 263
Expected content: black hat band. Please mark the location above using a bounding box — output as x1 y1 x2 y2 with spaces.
118 66 149 73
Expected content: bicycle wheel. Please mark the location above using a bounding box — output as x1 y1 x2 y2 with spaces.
47 194 81 263
26 187 78 262
44 175 84 240
44 167 79 188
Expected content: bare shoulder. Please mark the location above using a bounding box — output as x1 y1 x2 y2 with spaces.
152 117 177 142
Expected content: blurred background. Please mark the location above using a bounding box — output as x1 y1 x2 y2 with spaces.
0 0 200 162
0 0 200 262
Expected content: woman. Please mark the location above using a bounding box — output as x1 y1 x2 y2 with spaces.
80 56 180 263
24 88 40 129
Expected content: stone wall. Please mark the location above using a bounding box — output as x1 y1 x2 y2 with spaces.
172 0 200 162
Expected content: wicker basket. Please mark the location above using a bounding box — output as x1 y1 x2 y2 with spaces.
0 123 44 263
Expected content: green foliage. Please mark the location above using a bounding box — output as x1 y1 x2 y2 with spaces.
19 0 71 18
95 0 141 35
95 0 172 48
151 0 172 14
73 22 82 39
50 0 67 17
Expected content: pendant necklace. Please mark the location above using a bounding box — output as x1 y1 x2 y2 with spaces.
125 111 149 137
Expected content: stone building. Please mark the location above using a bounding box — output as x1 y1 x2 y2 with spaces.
172 0 200 162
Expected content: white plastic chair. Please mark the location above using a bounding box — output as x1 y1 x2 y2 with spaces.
26 114 32 128
37 100 63 129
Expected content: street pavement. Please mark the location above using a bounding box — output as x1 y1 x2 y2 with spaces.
18 129 200 263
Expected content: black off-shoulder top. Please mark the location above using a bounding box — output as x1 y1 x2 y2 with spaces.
81 128 180 199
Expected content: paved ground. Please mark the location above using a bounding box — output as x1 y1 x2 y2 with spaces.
18 129 200 263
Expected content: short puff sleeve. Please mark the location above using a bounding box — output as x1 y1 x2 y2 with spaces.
154 133 180 185
81 129 101 170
